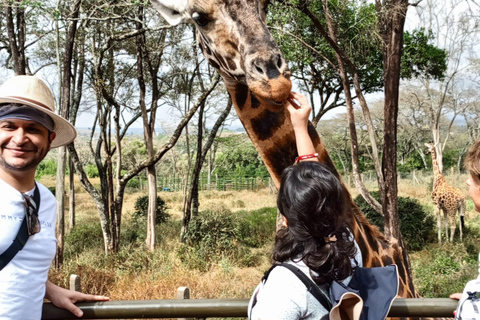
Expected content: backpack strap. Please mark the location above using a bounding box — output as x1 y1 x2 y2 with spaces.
273 263 332 311
0 184 40 271
456 291 480 320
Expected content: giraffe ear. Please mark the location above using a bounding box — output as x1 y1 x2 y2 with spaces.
151 0 188 26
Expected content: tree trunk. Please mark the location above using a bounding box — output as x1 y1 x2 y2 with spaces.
54 148 66 269
318 0 383 214
135 6 162 251
375 0 412 279
69 157 75 230
376 0 408 241
54 0 81 268
4 1 26 74
185 105 204 221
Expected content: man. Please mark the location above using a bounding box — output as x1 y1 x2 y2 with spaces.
0 75 109 320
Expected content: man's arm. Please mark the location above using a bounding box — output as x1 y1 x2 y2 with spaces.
45 281 109 318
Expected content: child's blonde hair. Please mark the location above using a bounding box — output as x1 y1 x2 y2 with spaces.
465 138 480 178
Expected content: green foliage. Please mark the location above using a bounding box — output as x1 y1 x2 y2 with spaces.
179 208 259 271
402 28 448 81
215 136 268 178
64 222 104 258
133 195 170 224
85 164 99 178
35 159 58 179
237 207 277 248
397 152 425 172
442 148 461 171
354 191 436 251
413 244 478 297
126 177 145 189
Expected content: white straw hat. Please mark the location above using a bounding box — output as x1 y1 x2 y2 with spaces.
0 75 77 148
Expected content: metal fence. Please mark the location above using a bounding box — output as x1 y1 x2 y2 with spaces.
42 298 458 319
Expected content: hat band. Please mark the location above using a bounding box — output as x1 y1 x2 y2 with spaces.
0 104 55 132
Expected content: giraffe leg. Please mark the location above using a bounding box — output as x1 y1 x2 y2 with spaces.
459 199 465 241
449 211 456 242
443 209 451 242
435 206 442 244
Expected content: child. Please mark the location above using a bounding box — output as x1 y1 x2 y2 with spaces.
248 92 362 320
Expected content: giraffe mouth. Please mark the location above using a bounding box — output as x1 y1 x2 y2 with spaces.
264 98 283 107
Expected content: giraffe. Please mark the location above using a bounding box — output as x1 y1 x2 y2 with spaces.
425 142 465 243
152 0 418 301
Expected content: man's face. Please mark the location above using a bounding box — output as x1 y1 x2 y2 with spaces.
466 173 480 213
0 118 55 174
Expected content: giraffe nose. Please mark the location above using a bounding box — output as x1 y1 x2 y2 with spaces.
251 53 288 80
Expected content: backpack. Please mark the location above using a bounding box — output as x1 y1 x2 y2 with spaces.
248 263 398 320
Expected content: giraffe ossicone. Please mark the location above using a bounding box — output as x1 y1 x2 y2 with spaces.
151 0 188 25
152 0 419 300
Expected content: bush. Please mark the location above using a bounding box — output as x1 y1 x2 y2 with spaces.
126 178 141 189
237 207 277 247
65 222 104 258
354 191 436 251
85 164 99 178
133 195 170 224
35 159 57 179
179 209 254 271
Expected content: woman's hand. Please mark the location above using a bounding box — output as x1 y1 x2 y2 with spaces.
284 91 317 161
284 91 312 130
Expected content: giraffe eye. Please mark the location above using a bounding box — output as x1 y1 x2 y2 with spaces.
192 12 211 27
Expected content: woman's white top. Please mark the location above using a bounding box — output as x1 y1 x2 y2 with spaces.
249 239 362 320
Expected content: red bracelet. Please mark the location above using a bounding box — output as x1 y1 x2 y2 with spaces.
294 153 318 164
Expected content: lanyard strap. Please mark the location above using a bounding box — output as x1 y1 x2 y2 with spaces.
0 184 40 271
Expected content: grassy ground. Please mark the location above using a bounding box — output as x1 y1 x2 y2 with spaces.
40 171 480 310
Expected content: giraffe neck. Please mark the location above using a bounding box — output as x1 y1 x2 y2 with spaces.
227 83 335 187
226 82 417 298
430 148 446 187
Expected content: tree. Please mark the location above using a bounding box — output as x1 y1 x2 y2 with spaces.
134 4 166 251
409 0 480 173
4 0 27 74
273 0 447 219
54 0 81 269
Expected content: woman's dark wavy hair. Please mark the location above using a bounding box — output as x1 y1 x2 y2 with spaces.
273 161 358 285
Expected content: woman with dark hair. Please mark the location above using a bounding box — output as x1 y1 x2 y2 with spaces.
248 92 362 320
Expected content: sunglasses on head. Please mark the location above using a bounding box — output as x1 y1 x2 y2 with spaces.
22 193 40 236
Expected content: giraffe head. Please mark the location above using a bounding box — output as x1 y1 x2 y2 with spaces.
152 0 292 111
424 141 435 155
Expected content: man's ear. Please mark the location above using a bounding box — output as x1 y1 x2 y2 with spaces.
48 132 56 148
151 0 189 26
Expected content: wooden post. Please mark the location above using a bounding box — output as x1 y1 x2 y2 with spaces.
70 274 81 292
177 287 192 320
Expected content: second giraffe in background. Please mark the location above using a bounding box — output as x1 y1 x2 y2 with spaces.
425 142 465 243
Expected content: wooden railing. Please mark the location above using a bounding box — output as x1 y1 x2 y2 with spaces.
42 298 458 319
43 275 458 319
